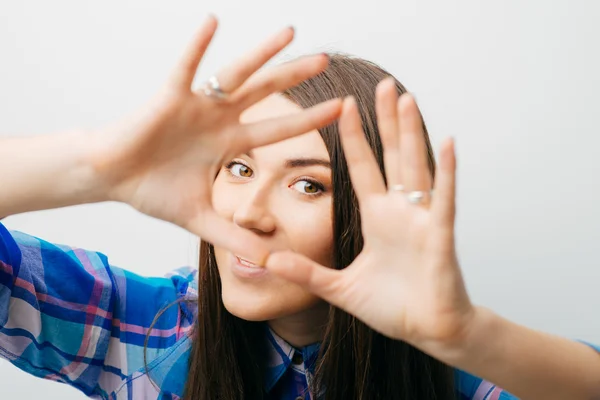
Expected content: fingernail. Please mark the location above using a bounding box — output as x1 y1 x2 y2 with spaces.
259 250 272 268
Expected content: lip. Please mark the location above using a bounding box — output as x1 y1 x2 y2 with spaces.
230 254 269 279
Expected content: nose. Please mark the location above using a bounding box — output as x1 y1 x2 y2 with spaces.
232 188 276 235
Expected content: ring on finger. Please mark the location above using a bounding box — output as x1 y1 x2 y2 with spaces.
389 184 405 193
406 190 433 205
200 75 229 100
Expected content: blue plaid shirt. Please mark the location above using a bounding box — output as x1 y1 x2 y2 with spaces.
0 222 559 399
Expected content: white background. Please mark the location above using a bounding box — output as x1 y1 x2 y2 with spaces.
1 0 599 398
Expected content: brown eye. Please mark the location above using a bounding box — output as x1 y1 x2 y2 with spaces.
291 180 322 195
304 182 318 193
229 162 254 178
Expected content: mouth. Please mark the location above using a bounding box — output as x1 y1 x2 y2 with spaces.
235 255 261 268
230 254 268 279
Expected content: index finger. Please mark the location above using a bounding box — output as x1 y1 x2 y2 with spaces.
237 98 342 151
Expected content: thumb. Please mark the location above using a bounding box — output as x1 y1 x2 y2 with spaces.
265 251 345 304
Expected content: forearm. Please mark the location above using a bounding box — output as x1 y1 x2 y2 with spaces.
445 306 600 399
0 131 107 217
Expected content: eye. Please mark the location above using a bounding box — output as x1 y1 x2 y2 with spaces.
290 179 324 195
225 161 254 178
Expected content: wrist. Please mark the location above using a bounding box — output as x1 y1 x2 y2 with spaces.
63 129 113 205
434 306 504 369
85 124 144 204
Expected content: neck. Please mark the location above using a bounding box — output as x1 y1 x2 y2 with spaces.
268 301 329 348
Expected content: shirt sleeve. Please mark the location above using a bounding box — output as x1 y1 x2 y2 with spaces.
0 223 196 398
455 369 518 399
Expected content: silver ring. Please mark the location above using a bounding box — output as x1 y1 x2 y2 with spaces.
406 190 432 204
389 184 405 192
200 76 229 100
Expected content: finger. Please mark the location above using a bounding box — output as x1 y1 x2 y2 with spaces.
215 26 295 94
266 251 346 305
237 98 342 150
338 97 387 203
431 137 457 232
375 77 402 188
398 93 433 191
233 53 329 109
185 209 272 266
169 15 219 90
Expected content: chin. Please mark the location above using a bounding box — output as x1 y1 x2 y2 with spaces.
220 283 323 322
221 290 280 321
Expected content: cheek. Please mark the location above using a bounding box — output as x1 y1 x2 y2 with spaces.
211 177 235 218
281 200 334 267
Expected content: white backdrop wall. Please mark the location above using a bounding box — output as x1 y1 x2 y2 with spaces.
1 1 599 398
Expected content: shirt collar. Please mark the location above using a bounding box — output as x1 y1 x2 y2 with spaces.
264 326 321 392
156 326 322 397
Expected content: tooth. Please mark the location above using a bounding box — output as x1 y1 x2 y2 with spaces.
237 256 258 268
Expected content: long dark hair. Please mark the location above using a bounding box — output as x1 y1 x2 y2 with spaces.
182 54 456 399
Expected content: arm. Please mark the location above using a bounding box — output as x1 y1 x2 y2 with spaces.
0 223 194 397
444 307 600 400
0 132 106 217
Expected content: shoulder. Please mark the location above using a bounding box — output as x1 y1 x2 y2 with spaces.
163 266 198 327
165 266 198 295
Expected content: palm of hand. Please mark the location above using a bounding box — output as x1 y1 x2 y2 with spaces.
267 81 474 349
338 195 471 346
105 91 244 226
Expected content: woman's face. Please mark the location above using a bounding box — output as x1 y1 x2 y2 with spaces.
212 94 334 322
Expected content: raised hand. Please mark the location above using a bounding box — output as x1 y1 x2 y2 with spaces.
266 78 474 351
89 16 341 264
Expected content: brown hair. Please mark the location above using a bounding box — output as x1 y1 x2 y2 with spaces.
182 54 455 399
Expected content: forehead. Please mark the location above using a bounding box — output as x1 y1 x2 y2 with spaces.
240 94 329 160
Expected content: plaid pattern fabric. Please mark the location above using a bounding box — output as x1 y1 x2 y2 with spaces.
0 222 529 399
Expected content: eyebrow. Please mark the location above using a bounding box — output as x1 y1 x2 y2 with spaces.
284 158 331 169
244 151 331 169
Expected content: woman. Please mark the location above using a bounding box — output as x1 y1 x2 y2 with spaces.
1 17 599 400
